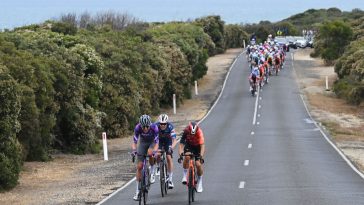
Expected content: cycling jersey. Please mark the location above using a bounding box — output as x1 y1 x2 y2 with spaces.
180 126 204 146
156 122 176 154
133 123 159 144
156 122 176 139
252 67 260 77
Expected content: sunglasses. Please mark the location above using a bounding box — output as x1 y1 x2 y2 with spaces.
160 123 167 126
142 126 150 129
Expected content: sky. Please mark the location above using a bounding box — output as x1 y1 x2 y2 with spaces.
1 0 363 29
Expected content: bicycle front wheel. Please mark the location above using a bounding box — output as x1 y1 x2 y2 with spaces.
188 169 193 204
159 161 165 197
163 161 168 195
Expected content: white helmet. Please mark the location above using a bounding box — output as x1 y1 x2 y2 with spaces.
158 114 169 124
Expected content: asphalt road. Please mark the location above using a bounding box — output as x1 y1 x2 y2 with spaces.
98 50 364 205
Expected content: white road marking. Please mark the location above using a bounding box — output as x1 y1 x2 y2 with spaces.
251 131 254 135
244 160 249 166
259 97 262 100
258 105 261 109
248 144 252 149
304 118 316 124
257 122 260 125
252 86 260 125
299 94 364 179
239 181 245 189
258 114 260 117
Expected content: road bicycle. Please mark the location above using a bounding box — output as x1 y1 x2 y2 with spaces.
132 153 152 205
178 153 204 205
157 149 168 197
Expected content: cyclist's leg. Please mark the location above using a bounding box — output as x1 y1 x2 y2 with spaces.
134 140 149 200
165 137 174 186
181 144 191 184
155 139 166 170
147 142 157 183
191 146 203 177
192 145 204 192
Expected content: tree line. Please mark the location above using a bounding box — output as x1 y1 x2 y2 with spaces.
0 13 247 191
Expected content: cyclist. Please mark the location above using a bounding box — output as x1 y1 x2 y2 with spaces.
178 121 205 193
132 114 159 201
155 114 177 189
249 63 260 92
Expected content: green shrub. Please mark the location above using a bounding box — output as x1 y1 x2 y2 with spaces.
0 65 22 191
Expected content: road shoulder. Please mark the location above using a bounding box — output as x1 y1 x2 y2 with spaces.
293 48 364 173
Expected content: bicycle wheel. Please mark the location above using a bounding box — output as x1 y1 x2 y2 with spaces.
192 170 197 202
188 169 193 204
144 168 150 205
159 161 165 197
163 161 168 194
138 180 143 205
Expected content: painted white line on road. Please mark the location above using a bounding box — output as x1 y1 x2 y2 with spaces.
258 105 261 109
258 114 260 117
257 122 260 125
239 181 245 189
252 86 260 125
248 144 252 149
299 94 364 179
244 160 249 166
96 177 136 205
251 131 254 135
259 97 262 100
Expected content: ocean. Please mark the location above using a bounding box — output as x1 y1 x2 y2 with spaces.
1 0 364 29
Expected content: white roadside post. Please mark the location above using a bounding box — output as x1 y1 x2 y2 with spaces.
195 81 199 95
325 76 329 91
173 94 176 114
243 40 246 48
102 132 108 161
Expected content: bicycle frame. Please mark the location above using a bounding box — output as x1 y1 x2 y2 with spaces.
133 153 152 205
181 153 197 204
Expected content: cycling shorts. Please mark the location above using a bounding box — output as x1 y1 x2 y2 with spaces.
158 137 173 156
184 144 202 161
137 139 156 162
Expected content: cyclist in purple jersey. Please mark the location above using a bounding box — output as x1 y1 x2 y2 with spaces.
131 114 159 201
155 114 177 189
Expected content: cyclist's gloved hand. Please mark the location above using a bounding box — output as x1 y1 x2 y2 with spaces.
168 145 173 154
200 157 205 164
131 149 137 162
177 154 183 164
152 150 157 157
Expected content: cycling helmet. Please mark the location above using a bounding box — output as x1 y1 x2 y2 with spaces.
189 121 199 135
158 114 169 124
139 114 151 127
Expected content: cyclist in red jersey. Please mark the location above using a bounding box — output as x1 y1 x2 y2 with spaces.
178 121 205 193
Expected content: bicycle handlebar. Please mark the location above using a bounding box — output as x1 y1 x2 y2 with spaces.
178 153 205 164
129 152 155 163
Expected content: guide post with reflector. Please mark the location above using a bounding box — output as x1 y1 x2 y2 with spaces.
102 132 108 161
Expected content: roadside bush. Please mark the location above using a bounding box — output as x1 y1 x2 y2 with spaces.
224 24 248 48
194 15 225 54
0 65 22 191
333 78 364 105
314 20 353 64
